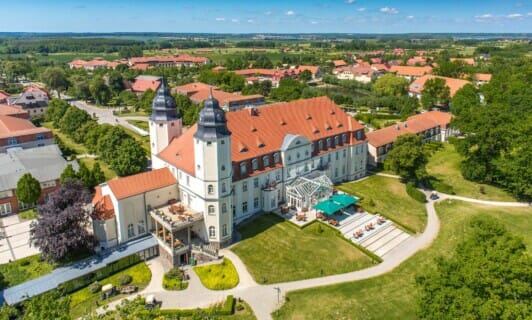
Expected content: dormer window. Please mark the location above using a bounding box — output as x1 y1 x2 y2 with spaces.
342 134 347 144
334 136 339 146
252 159 258 171
356 130 362 140
326 138 332 148
273 153 280 164
263 156 270 167
240 162 247 175
318 140 323 150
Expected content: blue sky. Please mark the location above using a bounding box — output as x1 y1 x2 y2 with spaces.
0 0 531 33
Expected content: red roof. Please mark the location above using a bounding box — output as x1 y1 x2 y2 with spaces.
409 75 471 97
132 79 161 93
293 65 320 75
0 115 51 139
23 85 49 98
131 63 151 71
92 186 115 220
0 104 29 119
450 58 475 66
335 65 375 77
106 168 177 200
367 111 452 147
173 82 263 106
473 73 492 82
333 60 347 67
0 90 11 101
129 54 209 65
158 96 365 175
389 65 433 77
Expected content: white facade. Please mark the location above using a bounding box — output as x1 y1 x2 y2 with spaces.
149 118 182 156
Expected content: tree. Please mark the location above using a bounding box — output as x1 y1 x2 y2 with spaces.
119 90 138 107
41 67 68 98
385 134 428 182
450 84 479 116
92 162 106 186
96 126 130 163
78 162 95 189
417 217 531 320
16 173 41 206
30 180 95 262
373 74 409 97
60 164 79 183
107 71 124 94
421 77 450 109
299 70 313 82
44 98 70 128
270 78 308 102
135 89 156 113
22 290 70 320
59 107 92 136
89 76 111 105
70 75 92 101
111 139 147 176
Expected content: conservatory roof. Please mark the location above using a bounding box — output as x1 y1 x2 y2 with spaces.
286 174 333 198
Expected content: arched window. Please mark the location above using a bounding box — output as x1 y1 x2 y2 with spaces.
342 133 347 144
318 140 323 150
222 224 228 237
127 224 135 238
208 185 214 195
326 138 332 148
240 162 247 175
222 203 227 214
251 159 258 171
334 136 339 146
263 155 270 167
208 205 215 214
209 226 216 238
273 153 280 164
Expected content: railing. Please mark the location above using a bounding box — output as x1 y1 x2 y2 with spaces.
192 243 219 258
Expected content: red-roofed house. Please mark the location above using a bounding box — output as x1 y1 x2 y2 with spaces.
473 73 492 86
0 90 10 104
333 65 375 83
333 59 348 68
393 48 405 55
7 86 50 117
450 58 475 66
68 58 124 70
0 114 53 152
389 65 433 80
131 75 161 94
407 56 428 66
409 75 471 99
128 54 210 69
233 68 287 87
0 104 29 119
173 82 264 112
366 111 454 165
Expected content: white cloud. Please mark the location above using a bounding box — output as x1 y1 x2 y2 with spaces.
406 15 414 19
475 13 493 19
265 11 272 15
380 6 399 14
506 13 523 18
247 19 254 23
357 7 366 12
285 10 295 16
231 18 239 23
215 17 225 22
345 0 355 4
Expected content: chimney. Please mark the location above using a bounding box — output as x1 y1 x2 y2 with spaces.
395 124 400 130
404 122 408 128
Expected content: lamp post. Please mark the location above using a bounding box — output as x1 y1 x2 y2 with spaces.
274 287 281 316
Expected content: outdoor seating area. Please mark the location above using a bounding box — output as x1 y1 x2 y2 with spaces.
313 193 360 227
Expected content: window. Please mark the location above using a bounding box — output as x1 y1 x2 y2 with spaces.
326 138 332 148
296 152 300 159
186 176 190 186
253 178 259 189
335 167 338 178
36 133 46 141
208 185 214 195
208 205 215 215
242 182 248 192
273 153 280 164
222 183 227 193
254 197 259 209
127 224 135 238
311 143 315 152
251 159 258 170
7 137 18 145
222 224 228 237
343 149 347 158
138 221 145 234
328 153 331 162
276 172 281 181
0 203 12 215
209 226 216 238
240 162 247 175
222 203 227 214
318 140 323 150
356 131 362 140
334 136 339 146
41 181 56 189
221 165 225 171
221 139 225 144
242 201 248 213
263 155 270 167
336 152 339 160
342 133 347 144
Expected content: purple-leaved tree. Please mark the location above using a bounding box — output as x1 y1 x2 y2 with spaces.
30 180 96 262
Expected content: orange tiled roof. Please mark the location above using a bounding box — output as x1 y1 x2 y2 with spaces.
333 60 347 67
367 111 452 147
132 79 161 93
389 65 432 77
450 58 475 66
23 85 49 97
473 73 492 82
0 90 10 100
106 168 177 200
158 96 365 175
212 66 227 72
0 115 51 139
234 68 280 77
0 104 29 119
92 186 115 220
371 64 389 71
129 54 208 65
335 65 374 77
409 75 471 97
293 65 320 75
173 82 263 106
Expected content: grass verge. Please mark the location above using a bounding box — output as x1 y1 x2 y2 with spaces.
126 119 149 131
162 267 189 290
194 258 239 290
0 255 55 289
18 209 38 220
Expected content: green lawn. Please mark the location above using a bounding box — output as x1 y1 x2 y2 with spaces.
116 110 148 117
162 267 189 290
78 157 117 180
42 122 88 155
231 214 374 284
126 119 149 131
194 258 240 290
69 262 152 318
18 209 38 220
337 175 427 233
274 201 532 319
0 255 55 289
427 143 515 201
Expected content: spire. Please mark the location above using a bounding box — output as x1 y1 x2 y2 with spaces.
194 89 231 141
150 77 180 121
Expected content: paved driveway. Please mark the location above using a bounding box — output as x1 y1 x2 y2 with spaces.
0 215 39 264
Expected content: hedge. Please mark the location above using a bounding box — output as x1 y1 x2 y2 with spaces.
406 182 427 203
59 254 141 293
159 295 234 317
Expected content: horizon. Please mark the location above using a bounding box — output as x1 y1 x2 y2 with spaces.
1 0 531 34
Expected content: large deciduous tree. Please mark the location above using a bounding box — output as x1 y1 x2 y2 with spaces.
16 173 41 206
30 180 95 262
450 83 479 116
41 67 68 98
44 98 70 128
417 217 531 320
385 134 428 182
59 164 78 183
111 139 147 176
421 77 450 109
373 73 409 97
59 107 92 136
22 290 71 320
89 76 111 106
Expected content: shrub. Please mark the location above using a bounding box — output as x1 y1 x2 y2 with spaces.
88 281 101 293
406 182 426 203
236 303 245 311
117 274 132 285
19 259 31 267
428 178 455 195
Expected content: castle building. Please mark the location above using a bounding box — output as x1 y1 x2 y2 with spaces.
92 79 368 265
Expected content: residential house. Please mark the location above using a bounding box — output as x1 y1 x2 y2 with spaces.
7 86 50 117
409 75 471 99
333 60 348 68
472 73 492 86
450 58 476 66
389 66 433 81
393 48 405 55
0 114 54 153
334 65 375 83
407 56 428 66
0 104 29 119
128 55 210 69
68 58 125 71
131 76 162 95
233 68 286 87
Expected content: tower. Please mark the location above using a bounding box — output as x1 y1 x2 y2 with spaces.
149 78 182 164
193 89 233 248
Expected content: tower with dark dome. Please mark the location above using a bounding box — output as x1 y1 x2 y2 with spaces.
149 78 183 161
193 89 233 248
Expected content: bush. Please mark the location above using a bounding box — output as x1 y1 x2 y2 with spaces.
88 281 101 293
236 303 245 311
406 182 427 203
117 274 132 285
19 259 31 267
428 178 455 195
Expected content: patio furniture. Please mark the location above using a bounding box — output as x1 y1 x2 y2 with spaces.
316 212 324 220
296 214 305 221
120 285 137 294
377 217 386 225
328 219 338 226
173 240 182 247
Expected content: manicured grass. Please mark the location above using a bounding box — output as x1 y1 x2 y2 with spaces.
18 209 38 220
337 175 427 233
116 110 148 117
162 267 189 291
274 201 532 319
126 119 149 131
78 157 117 180
0 255 55 289
427 143 515 201
69 262 152 319
231 214 373 284
194 258 240 290
42 121 88 155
